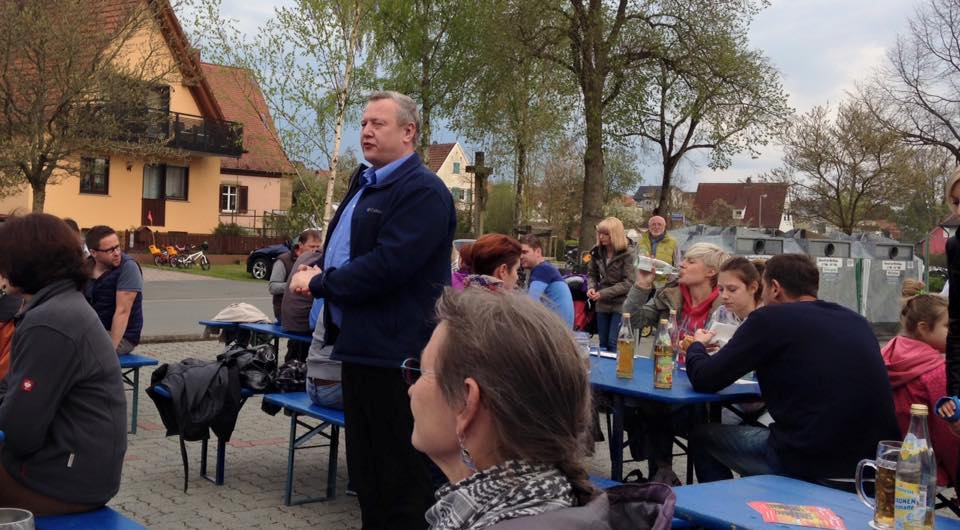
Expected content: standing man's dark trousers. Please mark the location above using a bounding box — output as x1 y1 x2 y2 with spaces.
343 362 435 530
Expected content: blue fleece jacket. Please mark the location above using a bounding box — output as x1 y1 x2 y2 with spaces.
308 153 456 368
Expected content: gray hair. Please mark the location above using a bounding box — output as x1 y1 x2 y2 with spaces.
433 288 596 503
368 91 420 137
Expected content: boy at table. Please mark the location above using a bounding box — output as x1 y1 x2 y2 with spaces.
686 253 900 483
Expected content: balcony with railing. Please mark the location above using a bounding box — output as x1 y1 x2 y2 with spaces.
104 106 244 157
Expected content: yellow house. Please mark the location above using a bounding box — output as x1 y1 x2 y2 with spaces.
0 0 242 234
427 143 474 211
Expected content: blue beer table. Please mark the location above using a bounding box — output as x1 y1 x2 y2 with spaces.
589 353 761 482
239 322 312 351
673 474 960 529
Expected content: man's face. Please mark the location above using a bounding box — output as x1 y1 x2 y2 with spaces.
648 216 666 237
92 234 122 268
520 244 542 269
301 237 322 254
361 98 416 168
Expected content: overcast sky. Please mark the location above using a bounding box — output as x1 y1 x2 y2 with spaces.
210 0 922 189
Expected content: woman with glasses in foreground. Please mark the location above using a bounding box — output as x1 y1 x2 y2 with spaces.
403 288 673 530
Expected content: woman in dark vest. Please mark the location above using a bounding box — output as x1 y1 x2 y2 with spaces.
0 213 126 515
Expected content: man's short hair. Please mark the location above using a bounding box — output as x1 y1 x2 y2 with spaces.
63 217 80 233
763 254 819 298
298 229 323 245
519 234 542 251
368 91 420 138
85 225 117 251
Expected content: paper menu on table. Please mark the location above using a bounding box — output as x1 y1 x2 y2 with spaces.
747 502 846 530
707 321 738 346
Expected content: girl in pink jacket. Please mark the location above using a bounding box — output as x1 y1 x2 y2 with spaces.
882 279 958 486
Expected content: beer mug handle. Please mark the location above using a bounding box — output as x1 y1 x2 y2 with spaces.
855 458 877 510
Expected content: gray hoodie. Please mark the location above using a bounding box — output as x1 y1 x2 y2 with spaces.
0 280 126 505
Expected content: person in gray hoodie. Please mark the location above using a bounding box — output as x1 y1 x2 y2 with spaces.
0 214 126 515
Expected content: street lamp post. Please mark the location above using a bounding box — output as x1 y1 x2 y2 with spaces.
758 193 768 229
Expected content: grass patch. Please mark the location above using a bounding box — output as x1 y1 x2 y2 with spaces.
152 262 258 282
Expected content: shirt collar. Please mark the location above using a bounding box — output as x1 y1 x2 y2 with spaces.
363 151 417 187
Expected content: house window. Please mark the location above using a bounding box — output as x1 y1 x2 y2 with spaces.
80 157 109 195
220 184 248 213
453 162 461 174
164 165 189 200
450 187 466 201
465 188 473 202
143 164 189 200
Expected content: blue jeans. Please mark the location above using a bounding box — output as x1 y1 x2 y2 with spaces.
691 423 781 482
596 311 622 352
306 378 344 410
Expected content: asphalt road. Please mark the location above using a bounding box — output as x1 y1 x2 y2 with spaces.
141 268 274 340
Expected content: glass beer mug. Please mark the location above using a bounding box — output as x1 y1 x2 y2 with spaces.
856 440 901 530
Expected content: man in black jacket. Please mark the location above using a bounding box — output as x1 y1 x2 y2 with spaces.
686 254 900 482
290 91 456 529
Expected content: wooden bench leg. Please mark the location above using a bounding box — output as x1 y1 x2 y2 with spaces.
122 367 141 434
283 413 340 506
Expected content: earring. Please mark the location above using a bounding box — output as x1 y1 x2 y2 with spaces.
458 432 477 472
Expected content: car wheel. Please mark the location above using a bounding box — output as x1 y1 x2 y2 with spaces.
251 258 269 280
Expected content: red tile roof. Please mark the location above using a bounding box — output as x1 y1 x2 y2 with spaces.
693 181 789 229
427 143 456 172
201 63 294 175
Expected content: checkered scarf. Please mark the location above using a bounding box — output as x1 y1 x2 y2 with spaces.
425 460 575 530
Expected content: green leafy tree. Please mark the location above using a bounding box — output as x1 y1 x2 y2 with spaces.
187 0 374 225
894 147 952 243
371 0 481 156
0 0 182 211
774 102 911 235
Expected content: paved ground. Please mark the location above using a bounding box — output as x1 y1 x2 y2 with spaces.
141 269 273 340
115 340 663 529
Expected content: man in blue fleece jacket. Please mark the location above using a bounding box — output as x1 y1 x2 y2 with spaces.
290 91 456 529
686 253 900 482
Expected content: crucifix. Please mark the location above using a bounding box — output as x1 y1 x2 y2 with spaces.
466 151 492 236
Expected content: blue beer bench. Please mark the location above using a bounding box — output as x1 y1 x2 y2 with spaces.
263 392 344 506
238 322 312 352
118 353 159 434
35 507 145 529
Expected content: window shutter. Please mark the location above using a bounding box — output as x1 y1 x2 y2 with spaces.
239 186 249 213
220 186 229 211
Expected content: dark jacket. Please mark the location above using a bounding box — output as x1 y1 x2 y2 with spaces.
0 280 126 505
281 250 322 333
947 229 960 395
685 300 901 480
587 245 635 313
87 253 143 346
489 484 675 530
309 154 456 368
272 251 295 319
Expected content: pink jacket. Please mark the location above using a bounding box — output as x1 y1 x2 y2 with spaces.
881 335 959 486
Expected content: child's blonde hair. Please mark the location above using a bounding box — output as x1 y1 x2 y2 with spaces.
900 279 947 337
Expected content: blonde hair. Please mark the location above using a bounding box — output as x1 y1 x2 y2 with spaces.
684 242 729 284
900 279 947 337
596 217 628 252
433 288 595 503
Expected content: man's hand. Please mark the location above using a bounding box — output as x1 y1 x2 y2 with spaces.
289 265 322 296
635 267 655 289
692 328 716 346
586 288 600 301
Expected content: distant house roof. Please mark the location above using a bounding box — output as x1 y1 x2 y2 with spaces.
427 143 457 172
201 63 295 176
694 181 789 229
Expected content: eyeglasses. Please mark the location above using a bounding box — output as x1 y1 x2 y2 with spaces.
95 245 121 254
400 357 434 385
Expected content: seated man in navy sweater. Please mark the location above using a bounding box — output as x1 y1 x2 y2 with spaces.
686 253 900 483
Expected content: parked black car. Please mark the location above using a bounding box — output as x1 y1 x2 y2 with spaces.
246 242 292 280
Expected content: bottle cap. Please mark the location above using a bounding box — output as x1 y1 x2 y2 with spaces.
911 403 928 415
623 313 631 318
659 319 668 324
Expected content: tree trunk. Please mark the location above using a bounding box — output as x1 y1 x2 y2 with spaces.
656 155 680 215
513 137 527 231
322 14 362 226
579 82 605 253
30 177 46 213
417 55 432 158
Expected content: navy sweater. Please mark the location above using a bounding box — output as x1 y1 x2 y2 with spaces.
686 300 900 480
309 154 456 368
